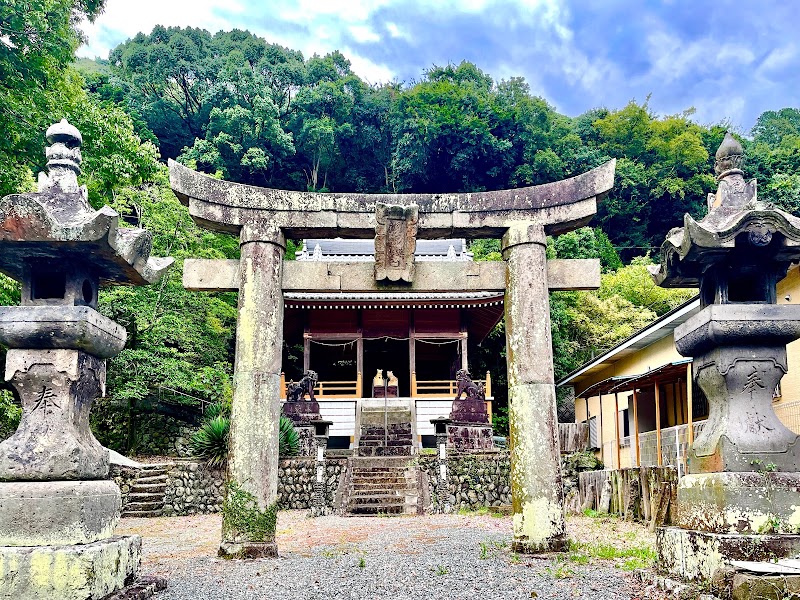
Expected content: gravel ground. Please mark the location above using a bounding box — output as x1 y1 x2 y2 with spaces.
117 512 657 600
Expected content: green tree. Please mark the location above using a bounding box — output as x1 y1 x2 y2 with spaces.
0 0 106 196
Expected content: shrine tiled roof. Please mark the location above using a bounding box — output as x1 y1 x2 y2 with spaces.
284 290 503 309
296 238 472 261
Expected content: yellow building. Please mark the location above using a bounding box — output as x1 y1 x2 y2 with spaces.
558 264 800 473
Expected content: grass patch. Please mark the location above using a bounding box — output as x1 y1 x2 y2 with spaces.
479 539 507 559
568 540 655 568
545 557 574 579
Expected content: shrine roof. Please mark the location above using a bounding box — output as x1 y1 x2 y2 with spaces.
296 238 472 261
284 290 503 308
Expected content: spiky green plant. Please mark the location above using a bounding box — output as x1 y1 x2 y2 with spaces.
279 415 300 457
190 415 230 467
204 401 230 420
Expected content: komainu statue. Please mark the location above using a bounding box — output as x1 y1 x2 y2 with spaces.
286 370 318 403
454 369 486 402
450 369 489 424
283 369 321 434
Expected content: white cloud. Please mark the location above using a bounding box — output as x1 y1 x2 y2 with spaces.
77 0 245 58
759 43 797 74
348 25 381 44
344 51 396 84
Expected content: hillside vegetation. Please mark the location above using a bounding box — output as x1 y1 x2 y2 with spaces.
2 4 800 439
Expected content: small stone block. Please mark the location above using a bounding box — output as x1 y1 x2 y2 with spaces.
218 541 278 559
0 535 141 600
0 480 121 546
657 526 800 582
732 573 800 600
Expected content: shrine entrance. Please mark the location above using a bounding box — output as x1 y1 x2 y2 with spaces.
363 338 409 397
173 156 615 557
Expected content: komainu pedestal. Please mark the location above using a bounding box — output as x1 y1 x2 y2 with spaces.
650 133 800 586
447 369 495 452
0 120 172 598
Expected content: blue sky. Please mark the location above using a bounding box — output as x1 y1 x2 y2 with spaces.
78 0 800 132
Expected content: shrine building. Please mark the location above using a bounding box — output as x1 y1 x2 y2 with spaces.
280 238 503 450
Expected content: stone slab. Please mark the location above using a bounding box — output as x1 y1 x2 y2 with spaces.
0 535 141 600
678 472 800 534
732 572 800 600
0 480 120 546
657 526 800 582
675 304 800 356
0 305 126 358
170 158 615 237
446 423 495 452
183 258 599 293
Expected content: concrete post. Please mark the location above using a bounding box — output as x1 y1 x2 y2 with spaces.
502 222 566 553
220 224 285 558
311 434 328 517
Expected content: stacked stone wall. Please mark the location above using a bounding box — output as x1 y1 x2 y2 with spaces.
418 452 511 513
418 450 600 514
113 458 347 515
276 458 346 510
163 462 226 515
132 414 197 457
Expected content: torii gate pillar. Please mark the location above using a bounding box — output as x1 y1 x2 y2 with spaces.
221 224 285 558
503 222 566 552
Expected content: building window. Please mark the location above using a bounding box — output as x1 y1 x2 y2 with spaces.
618 408 630 447
588 415 600 450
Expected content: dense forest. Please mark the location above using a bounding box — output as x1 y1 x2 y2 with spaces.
3 1 800 443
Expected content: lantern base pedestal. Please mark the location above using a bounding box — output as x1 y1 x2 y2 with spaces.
0 535 142 600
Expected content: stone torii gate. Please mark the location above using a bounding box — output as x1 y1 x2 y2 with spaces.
170 158 616 557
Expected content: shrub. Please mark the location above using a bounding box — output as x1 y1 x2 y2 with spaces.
279 415 299 457
190 415 230 467
191 413 300 466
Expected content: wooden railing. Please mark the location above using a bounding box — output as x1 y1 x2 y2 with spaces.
411 371 492 398
280 372 362 399
411 371 493 422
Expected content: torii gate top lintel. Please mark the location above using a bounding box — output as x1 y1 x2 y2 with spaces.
168 158 615 239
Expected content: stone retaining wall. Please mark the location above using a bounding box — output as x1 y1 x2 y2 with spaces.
132 414 197 458
113 458 347 515
276 458 347 510
418 452 511 513
163 462 225 515
112 451 597 516
418 450 601 514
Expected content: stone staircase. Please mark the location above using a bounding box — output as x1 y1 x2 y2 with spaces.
357 422 413 457
121 465 169 518
342 457 424 516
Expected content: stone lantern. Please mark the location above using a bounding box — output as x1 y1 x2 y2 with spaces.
0 121 172 598
650 133 800 581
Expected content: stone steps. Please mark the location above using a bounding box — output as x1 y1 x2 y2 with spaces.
343 456 421 517
357 446 412 457
121 509 164 518
348 504 406 515
127 492 164 502
135 474 168 484
121 466 170 518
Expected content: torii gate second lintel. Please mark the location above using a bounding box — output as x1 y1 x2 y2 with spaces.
170 159 616 558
